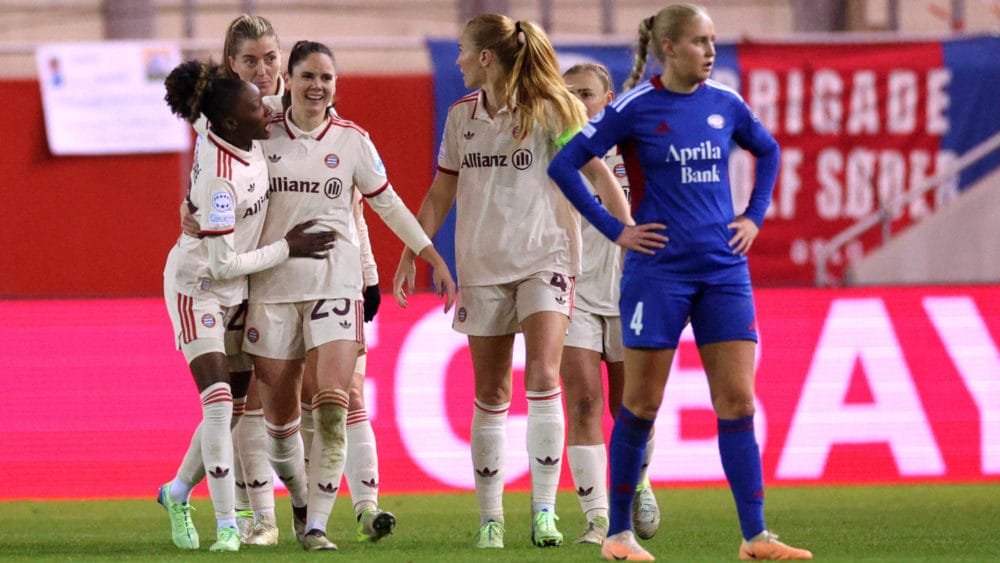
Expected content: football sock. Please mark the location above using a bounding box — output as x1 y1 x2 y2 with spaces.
718 416 766 540
345 411 379 514
264 417 308 508
306 388 349 533
568 443 609 521
526 388 564 514
471 399 509 525
299 401 314 468
607 406 653 536
173 426 204 502
237 409 275 515
231 397 251 512
199 382 236 522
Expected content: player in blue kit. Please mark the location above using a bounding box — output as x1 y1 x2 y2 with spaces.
548 4 812 561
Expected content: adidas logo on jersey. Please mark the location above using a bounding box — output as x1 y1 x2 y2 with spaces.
268 154 281 163
463 131 474 139
339 320 352 329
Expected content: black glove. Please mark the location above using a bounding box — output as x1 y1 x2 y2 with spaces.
363 285 381 322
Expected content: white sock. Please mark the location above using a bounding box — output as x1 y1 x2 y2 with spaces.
171 425 202 503
200 382 236 523
471 399 508 525
236 409 275 515
264 418 308 508
306 389 349 533
300 401 314 468
637 435 655 488
568 444 609 521
231 397 251 512
526 388 564 515
345 411 379 514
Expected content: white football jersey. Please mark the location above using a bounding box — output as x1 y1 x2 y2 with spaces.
438 90 581 286
574 148 630 316
250 112 388 303
164 132 271 306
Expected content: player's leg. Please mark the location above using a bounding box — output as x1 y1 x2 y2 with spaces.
696 283 810 561
453 283 518 549
300 298 364 551
517 273 573 548
237 375 280 546
345 352 396 543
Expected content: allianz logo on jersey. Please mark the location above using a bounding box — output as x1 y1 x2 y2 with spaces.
269 177 344 200
461 149 533 171
665 140 722 184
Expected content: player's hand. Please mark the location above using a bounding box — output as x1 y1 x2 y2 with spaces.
727 215 759 256
363 285 381 322
431 265 456 314
392 253 417 308
285 220 335 259
180 202 200 238
614 223 668 255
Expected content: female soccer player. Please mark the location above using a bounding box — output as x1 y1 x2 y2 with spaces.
243 40 455 551
548 4 813 560
158 59 334 552
392 14 632 549
560 62 660 545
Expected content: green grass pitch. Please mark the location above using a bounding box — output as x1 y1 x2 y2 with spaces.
1 483 998 561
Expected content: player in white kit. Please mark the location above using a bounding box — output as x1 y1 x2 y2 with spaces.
560 63 661 545
392 15 632 549
158 59 334 553
242 40 455 552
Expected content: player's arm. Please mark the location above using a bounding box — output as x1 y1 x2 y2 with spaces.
354 193 382 322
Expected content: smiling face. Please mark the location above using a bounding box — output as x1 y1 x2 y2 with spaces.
455 29 487 89
228 35 281 96
661 13 716 88
288 51 336 117
564 69 614 119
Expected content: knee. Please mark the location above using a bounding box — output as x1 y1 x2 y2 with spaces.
568 393 603 426
712 394 755 419
347 386 365 411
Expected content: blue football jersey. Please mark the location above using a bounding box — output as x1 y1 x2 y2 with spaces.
576 76 778 280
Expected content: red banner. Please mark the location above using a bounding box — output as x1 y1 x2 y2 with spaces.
735 42 957 285
1 288 998 500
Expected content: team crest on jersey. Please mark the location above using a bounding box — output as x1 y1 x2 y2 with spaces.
199 278 212 291
246 327 259 343
707 114 725 129
324 154 340 168
201 314 216 328
212 192 233 211
457 307 467 323
614 163 627 178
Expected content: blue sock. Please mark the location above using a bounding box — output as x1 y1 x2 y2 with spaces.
607 406 654 536
718 416 766 540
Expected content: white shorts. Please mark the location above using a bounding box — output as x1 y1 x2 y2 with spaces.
564 308 624 363
452 272 575 337
243 299 363 360
165 289 252 371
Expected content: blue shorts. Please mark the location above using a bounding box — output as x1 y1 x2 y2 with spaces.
619 273 758 349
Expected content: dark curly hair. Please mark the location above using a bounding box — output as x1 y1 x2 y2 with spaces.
164 59 246 126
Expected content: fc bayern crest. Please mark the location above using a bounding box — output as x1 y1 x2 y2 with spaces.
201 314 216 328
325 154 340 168
457 307 467 322
614 163 627 178
247 327 259 343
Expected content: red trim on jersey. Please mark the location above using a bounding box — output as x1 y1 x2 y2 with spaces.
620 140 645 216
282 113 296 139
363 181 390 198
448 91 479 111
313 117 335 141
208 133 250 167
199 228 235 237
328 116 368 137
437 165 459 176
178 294 196 344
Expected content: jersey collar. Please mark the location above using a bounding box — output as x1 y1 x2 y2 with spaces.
471 89 513 122
206 131 251 166
282 108 334 141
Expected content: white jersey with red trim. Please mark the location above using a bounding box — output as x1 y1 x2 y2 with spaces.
575 148 630 316
165 132 271 306
437 90 581 286
249 111 389 303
